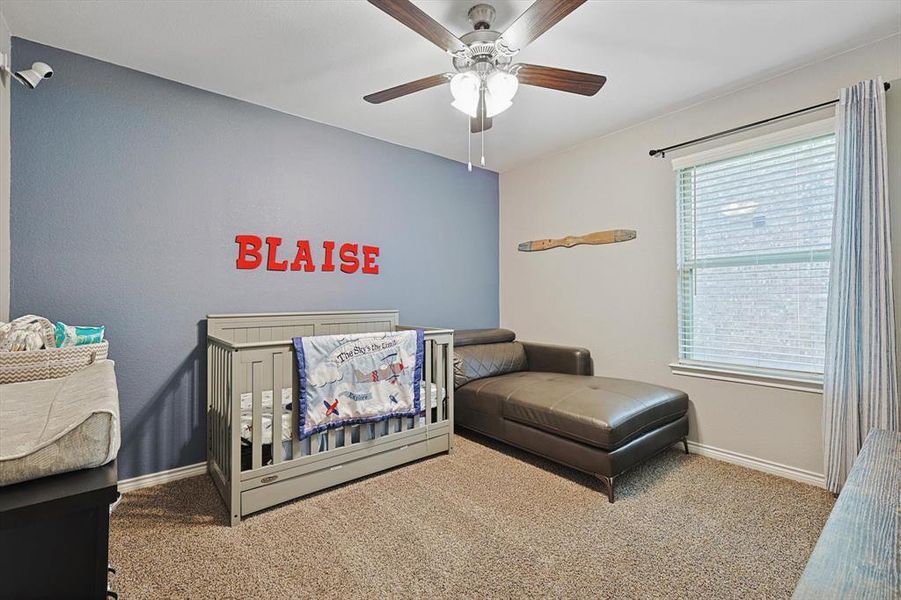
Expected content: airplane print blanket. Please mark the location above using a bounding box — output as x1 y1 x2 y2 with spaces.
293 330 424 439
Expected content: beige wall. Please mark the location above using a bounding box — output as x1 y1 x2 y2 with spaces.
0 8 9 322
500 35 901 479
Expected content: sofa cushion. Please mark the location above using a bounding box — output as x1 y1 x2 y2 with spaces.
454 328 516 347
476 371 688 451
456 371 537 417
453 342 528 388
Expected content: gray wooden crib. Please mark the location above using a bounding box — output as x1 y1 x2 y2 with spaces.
206 310 454 525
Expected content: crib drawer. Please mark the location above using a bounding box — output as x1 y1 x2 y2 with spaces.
241 435 447 516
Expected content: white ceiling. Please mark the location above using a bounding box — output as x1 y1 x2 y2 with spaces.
2 1 899 171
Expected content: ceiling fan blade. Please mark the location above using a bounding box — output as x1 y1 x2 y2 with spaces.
364 73 450 104
368 0 466 53
515 64 606 96
471 115 493 133
500 0 586 52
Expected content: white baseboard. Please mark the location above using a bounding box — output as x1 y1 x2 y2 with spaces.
684 440 826 488
117 462 207 493
116 442 825 494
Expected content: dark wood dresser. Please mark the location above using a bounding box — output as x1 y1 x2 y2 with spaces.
793 429 899 599
0 461 119 600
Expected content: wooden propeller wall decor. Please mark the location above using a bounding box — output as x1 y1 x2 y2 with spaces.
364 0 606 162
518 230 637 252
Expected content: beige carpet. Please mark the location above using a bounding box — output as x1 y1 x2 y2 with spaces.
110 433 834 599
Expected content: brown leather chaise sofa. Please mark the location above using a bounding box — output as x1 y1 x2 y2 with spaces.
453 329 689 502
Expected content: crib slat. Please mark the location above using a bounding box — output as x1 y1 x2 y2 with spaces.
214 348 219 469
252 361 263 470
424 339 432 426
220 348 226 475
216 346 224 475
209 346 216 465
227 348 233 475
215 347 220 468
230 359 243 518
289 354 301 459
241 362 252 473
447 340 454 406
447 338 454 443
311 432 320 455
215 346 221 470
435 342 444 423
344 425 353 447
209 346 216 467
222 347 228 471
216 347 221 473
328 429 337 451
272 352 283 464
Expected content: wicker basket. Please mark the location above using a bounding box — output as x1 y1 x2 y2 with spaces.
0 340 109 385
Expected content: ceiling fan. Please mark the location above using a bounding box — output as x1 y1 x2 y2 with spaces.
363 0 606 139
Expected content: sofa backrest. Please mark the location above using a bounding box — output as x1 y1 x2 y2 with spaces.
453 329 528 388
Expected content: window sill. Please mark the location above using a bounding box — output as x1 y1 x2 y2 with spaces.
669 362 823 394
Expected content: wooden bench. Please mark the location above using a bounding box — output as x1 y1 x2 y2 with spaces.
793 429 899 599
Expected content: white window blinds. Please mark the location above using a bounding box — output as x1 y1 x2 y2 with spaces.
676 127 836 375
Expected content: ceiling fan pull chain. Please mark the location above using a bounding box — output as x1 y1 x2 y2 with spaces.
467 114 472 172
480 111 486 167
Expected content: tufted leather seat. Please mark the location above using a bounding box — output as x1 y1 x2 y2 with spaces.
461 371 688 451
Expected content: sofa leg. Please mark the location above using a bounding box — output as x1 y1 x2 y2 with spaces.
682 437 689 455
597 474 615 503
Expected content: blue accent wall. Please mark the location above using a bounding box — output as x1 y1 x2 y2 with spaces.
10 39 499 479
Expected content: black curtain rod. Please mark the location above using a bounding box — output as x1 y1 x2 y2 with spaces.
649 81 892 158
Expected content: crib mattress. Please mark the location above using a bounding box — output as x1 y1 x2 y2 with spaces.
0 360 121 487
241 382 443 445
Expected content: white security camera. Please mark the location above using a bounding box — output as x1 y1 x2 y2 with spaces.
14 62 53 89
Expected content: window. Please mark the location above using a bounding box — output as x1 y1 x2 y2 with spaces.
674 120 835 381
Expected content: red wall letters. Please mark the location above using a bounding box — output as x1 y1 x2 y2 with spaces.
235 235 380 275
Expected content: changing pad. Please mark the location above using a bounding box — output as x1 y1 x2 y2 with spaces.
0 360 120 486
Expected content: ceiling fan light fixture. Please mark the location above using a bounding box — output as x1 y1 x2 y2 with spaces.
483 69 518 117
486 70 518 102
450 71 480 117
484 94 512 118
451 98 478 118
